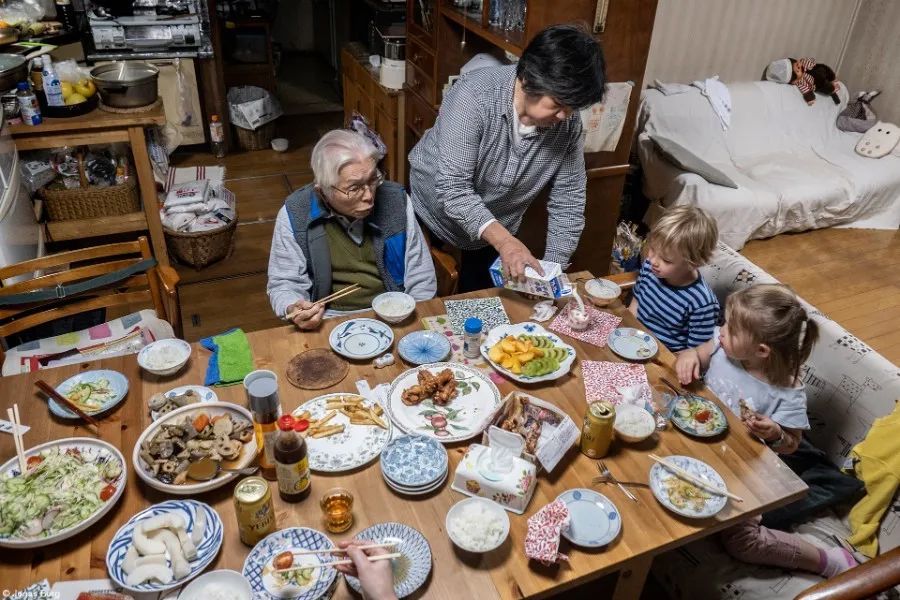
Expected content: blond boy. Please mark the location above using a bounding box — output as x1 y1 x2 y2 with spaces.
628 205 719 352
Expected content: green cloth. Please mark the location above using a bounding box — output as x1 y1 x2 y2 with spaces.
325 221 385 311
212 328 254 385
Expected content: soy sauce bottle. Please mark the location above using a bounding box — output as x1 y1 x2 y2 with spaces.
274 415 311 502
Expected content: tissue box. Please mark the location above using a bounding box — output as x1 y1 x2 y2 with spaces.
451 444 537 514
489 258 570 299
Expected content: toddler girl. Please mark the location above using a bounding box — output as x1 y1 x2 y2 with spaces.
675 284 857 577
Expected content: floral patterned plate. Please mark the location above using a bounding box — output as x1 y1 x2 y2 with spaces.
242 527 337 600
556 488 621 548
345 523 432 598
649 455 729 519
292 393 392 473
380 434 448 488
328 318 394 360
480 322 577 383
607 327 659 361
385 363 502 443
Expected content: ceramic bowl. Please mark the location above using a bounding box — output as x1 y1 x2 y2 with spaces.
137 338 192 376
584 278 622 307
177 569 252 600
613 403 656 443
445 497 509 553
271 137 289 152
372 291 416 323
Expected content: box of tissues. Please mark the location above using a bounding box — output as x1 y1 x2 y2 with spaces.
451 429 537 514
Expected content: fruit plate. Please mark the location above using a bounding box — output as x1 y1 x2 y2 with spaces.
480 322 576 383
385 363 501 443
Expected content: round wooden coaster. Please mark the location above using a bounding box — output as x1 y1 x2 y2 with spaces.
98 97 163 113
286 348 349 390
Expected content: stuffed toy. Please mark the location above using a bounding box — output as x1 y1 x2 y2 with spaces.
766 58 841 105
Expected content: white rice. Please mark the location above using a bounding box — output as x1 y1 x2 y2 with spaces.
449 503 506 551
144 344 184 369
376 298 411 316
614 407 654 437
197 583 246 600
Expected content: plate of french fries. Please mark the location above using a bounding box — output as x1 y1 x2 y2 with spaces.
291 393 393 472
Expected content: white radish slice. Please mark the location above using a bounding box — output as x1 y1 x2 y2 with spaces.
148 528 190 579
122 545 139 574
176 527 197 561
125 563 173 586
132 522 166 555
139 513 187 535
190 508 206 545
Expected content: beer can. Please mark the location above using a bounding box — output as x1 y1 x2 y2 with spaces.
580 401 615 458
234 476 276 546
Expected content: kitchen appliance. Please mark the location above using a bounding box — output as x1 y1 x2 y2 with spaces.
0 106 42 282
377 24 406 91
91 61 159 107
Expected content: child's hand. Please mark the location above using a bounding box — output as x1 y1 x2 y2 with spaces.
675 349 700 385
744 414 781 442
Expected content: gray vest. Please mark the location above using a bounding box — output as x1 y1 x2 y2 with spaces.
284 182 408 302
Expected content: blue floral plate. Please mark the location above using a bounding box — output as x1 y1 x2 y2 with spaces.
380 434 448 488
243 527 337 600
329 318 394 360
345 523 432 598
649 455 729 519
398 331 451 365
607 327 659 361
556 489 621 548
50 369 129 419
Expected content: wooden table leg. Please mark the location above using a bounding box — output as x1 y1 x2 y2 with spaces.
612 555 653 600
128 125 170 267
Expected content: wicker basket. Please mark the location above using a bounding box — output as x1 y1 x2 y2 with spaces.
39 171 140 222
234 120 276 151
165 216 237 269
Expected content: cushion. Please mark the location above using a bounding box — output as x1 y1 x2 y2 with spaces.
650 134 739 188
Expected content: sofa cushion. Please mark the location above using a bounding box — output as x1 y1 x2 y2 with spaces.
651 134 738 188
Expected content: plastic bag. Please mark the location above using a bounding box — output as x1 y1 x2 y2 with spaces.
837 90 880 133
227 85 282 130
611 221 644 273
53 59 90 84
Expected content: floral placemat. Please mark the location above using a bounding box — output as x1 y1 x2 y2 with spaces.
421 315 506 385
582 360 652 406
443 297 510 335
549 302 622 348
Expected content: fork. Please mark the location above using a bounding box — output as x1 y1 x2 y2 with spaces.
591 475 650 488
597 461 639 502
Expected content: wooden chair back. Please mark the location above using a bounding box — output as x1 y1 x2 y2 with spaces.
0 237 180 351
421 226 459 298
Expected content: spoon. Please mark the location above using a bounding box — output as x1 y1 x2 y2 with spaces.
186 457 259 481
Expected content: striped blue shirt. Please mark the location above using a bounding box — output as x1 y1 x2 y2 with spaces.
633 259 719 352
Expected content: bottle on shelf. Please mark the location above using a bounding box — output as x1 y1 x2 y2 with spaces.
16 82 42 126
41 56 65 107
274 415 311 503
30 60 43 93
209 114 226 158
54 0 77 31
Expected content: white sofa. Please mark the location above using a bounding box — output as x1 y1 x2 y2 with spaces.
651 242 900 599
637 82 900 250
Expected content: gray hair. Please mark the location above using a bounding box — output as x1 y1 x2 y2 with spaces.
310 129 380 190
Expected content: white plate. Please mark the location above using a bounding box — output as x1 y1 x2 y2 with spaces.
150 385 218 421
649 455 729 519
556 488 621 548
50 369 129 419
133 402 257 495
106 499 223 593
385 363 502 444
0 438 126 549
480 322 576 383
607 327 659 361
329 318 394 360
292 393 392 473
243 527 337 600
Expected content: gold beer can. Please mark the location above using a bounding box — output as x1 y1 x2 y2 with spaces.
580 401 615 458
234 476 276 546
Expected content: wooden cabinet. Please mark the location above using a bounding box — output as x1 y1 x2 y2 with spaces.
340 44 406 184
180 273 284 340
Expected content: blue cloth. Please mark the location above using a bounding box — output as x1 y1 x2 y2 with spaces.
632 259 719 351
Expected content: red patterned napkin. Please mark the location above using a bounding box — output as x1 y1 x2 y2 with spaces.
525 499 571 565
582 360 652 406
548 302 621 348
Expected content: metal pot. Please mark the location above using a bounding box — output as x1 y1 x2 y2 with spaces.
0 47 53 93
90 62 159 108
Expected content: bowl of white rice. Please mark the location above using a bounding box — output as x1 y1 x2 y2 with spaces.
446 497 510 553
584 278 622 307
177 569 252 600
137 338 192 376
372 291 416 324
613 403 656 443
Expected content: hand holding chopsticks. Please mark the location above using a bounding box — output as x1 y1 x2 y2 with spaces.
649 454 744 503
286 284 362 321
6 404 26 473
35 379 100 428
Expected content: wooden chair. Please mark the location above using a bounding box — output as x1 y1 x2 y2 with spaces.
794 546 900 600
421 228 459 298
0 237 180 366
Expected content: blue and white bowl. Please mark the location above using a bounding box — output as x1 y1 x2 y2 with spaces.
649 455 729 518
107 499 223 593
49 369 129 419
397 331 451 365
345 523 432 598
380 434 448 488
329 318 394 360
556 488 621 548
243 527 337 600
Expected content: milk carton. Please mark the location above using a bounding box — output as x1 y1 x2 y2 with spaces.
489 257 569 299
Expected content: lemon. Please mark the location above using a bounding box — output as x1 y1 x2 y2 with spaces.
60 81 74 99
74 79 96 98
65 93 87 105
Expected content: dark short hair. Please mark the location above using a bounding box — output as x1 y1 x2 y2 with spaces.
516 23 606 110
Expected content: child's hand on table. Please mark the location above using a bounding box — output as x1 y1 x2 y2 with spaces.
743 413 781 442
674 348 701 385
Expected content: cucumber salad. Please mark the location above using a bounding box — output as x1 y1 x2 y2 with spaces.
0 447 123 540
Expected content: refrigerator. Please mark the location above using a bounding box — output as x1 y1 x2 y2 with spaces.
0 107 42 283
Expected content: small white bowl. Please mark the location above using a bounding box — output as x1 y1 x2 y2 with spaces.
137 338 192 376
372 291 416 324
613 403 656 443
584 278 622 307
446 497 510 553
177 569 253 600
271 137 289 152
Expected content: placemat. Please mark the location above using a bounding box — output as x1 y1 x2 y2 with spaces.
582 360 652 406
443 297 510 335
287 348 349 389
421 315 506 385
549 302 621 348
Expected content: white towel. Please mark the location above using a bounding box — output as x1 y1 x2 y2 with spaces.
651 79 693 96
691 75 732 131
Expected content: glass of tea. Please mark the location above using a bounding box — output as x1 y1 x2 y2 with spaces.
320 487 354 533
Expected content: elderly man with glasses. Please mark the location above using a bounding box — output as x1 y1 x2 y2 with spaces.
268 129 436 330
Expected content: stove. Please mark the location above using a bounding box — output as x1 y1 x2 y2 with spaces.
85 0 211 59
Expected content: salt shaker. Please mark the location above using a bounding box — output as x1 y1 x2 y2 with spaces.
463 317 483 358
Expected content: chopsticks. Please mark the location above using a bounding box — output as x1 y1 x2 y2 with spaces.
649 454 744 503
6 404 26 473
286 284 362 320
35 379 101 428
274 552 402 573
291 542 395 557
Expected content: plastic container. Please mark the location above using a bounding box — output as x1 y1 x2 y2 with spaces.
41 56 65 107
16 82 41 126
209 114 226 158
463 317 483 359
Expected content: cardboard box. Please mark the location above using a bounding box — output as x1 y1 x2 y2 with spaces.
489 257 571 299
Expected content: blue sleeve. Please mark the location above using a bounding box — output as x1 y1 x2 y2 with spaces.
686 300 719 346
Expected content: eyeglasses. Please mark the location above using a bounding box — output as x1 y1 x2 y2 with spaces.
332 170 384 200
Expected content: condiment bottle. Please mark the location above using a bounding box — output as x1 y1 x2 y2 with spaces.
274 415 311 503
463 317 483 358
244 370 282 481
16 82 41 126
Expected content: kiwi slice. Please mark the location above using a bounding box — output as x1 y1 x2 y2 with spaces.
543 348 569 362
518 334 555 349
522 356 560 377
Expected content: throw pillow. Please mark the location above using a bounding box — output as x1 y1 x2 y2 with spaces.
651 135 739 188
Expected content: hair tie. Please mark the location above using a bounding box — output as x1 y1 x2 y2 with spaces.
797 319 808 351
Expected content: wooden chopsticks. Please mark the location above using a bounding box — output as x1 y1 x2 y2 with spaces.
35 379 101 428
6 404 26 473
274 551 402 573
649 453 744 503
285 283 362 320
291 542 395 557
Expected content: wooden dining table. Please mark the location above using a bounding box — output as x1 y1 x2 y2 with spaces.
0 274 808 599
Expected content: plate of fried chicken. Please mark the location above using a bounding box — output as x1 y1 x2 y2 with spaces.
386 362 501 443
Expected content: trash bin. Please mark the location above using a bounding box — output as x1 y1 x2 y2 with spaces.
227 85 283 151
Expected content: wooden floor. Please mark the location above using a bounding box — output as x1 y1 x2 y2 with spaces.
742 228 900 365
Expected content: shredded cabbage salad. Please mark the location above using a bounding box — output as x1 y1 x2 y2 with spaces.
0 447 122 539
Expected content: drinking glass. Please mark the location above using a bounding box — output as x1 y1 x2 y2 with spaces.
321 487 354 533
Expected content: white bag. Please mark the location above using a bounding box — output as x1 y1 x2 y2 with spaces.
228 86 282 131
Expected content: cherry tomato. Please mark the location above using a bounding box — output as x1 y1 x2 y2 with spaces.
274 551 293 570
26 455 43 469
695 409 711 424
100 484 117 501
